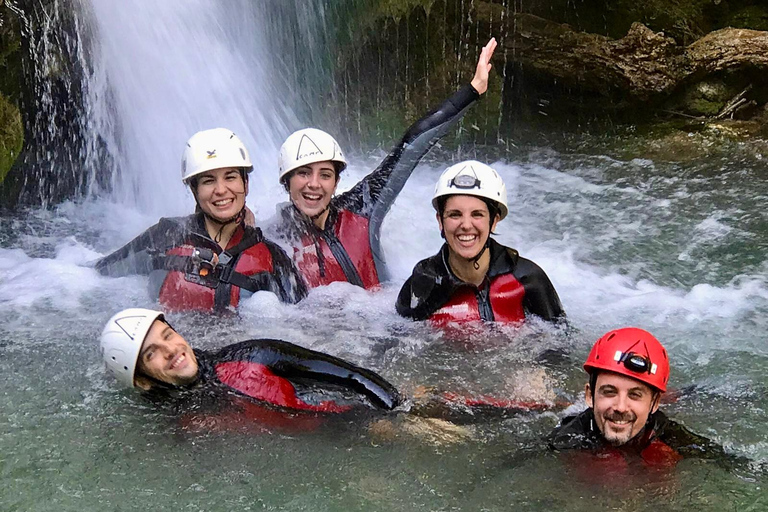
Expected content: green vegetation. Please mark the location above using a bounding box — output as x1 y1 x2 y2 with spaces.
0 92 22 183
0 2 24 183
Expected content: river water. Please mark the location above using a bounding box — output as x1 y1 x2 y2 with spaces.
2 1 768 510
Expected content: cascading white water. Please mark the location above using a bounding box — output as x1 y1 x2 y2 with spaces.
1 1 767 509
79 0 321 215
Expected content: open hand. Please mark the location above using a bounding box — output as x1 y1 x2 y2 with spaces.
470 37 497 95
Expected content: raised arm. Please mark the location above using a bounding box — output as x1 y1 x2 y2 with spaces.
357 39 497 281
341 38 498 216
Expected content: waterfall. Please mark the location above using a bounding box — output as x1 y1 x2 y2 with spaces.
11 0 334 212
78 0 307 215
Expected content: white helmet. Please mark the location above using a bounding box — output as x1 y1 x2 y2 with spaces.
181 128 253 184
432 160 508 220
278 128 347 183
100 308 164 388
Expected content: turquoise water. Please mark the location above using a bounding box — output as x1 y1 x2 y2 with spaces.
2 0 766 508
1 146 767 510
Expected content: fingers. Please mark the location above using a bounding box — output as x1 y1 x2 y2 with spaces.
471 37 497 94
484 37 497 62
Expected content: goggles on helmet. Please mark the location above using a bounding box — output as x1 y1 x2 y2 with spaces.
614 350 658 375
449 173 481 189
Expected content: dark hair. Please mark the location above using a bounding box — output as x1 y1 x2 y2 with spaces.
281 162 343 192
587 370 661 403
189 168 249 195
437 195 500 230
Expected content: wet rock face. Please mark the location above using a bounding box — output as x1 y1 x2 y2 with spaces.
0 2 24 185
676 79 735 117
0 93 23 184
727 5 768 32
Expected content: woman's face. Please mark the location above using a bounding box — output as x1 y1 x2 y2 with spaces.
194 167 247 221
437 195 499 260
287 161 338 218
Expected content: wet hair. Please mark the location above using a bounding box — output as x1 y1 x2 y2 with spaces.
437 195 501 233
135 318 173 379
587 370 661 403
189 168 249 193
189 168 248 214
281 161 343 192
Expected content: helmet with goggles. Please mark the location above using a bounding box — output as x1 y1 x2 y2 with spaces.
584 327 669 393
432 160 508 220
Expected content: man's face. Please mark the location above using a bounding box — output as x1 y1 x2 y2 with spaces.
586 371 660 446
136 320 198 387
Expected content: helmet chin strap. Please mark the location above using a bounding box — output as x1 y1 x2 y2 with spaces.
292 202 329 225
469 240 489 270
202 207 245 244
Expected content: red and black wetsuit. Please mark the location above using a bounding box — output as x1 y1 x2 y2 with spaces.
276 84 481 290
547 408 728 468
396 239 564 325
144 338 401 433
94 214 307 313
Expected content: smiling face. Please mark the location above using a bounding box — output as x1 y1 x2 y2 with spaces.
136 320 199 387
437 195 499 260
287 161 338 219
193 167 247 222
586 371 660 446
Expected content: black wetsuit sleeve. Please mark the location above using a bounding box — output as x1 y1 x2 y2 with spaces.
233 340 401 410
513 257 565 322
395 254 457 321
93 218 191 277
262 240 308 304
336 84 480 217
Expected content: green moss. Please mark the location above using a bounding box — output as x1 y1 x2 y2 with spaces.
726 6 768 31
376 0 435 20
0 92 23 184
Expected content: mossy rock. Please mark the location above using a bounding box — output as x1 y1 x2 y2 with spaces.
0 92 23 184
726 5 768 31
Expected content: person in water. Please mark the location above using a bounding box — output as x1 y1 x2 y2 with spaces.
547 327 729 467
274 38 498 290
396 160 564 326
94 129 307 313
100 308 550 436
101 308 400 417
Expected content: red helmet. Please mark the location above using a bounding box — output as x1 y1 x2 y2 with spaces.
583 327 670 392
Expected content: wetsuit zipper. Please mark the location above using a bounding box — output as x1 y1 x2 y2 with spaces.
476 283 495 321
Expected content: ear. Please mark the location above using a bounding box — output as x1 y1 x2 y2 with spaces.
490 213 500 232
436 212 446 239
332 175 340 194
650 392 661 414
584 382 593 408
134 375 154 391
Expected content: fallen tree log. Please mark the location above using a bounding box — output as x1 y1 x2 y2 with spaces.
488 12 768 100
